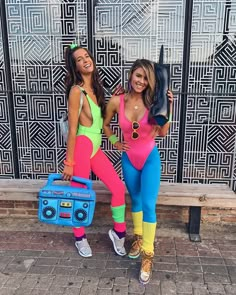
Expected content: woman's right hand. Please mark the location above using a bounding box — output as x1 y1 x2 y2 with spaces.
113 84 125 95
62 165 73 181
114 141 130 151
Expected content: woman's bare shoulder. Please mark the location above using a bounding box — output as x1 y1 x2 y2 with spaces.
69 85 81 96
109 95 121 105
106 95 121 114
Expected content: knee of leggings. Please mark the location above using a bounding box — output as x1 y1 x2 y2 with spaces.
113 180 126 197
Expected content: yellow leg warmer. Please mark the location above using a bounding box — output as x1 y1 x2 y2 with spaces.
142 221 157 254
132 211 143 236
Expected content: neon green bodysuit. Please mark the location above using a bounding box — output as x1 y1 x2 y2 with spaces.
77 87 103 157
72 87 126 242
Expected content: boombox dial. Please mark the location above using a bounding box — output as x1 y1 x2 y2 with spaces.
75 209 87 221
43 206 56 219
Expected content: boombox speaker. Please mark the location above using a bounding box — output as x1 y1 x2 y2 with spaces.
38 173 96 227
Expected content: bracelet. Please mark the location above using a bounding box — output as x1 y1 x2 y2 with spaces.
168 113 172 123
109 134 119 145
64 160 75 167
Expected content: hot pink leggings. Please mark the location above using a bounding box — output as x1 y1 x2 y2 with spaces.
71 135 126 238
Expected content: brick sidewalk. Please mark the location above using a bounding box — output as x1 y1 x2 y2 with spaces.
0 225 236 295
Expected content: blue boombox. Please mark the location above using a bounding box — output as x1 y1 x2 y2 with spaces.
38 173 96 227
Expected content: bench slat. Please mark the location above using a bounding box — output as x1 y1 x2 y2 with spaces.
0 179 233 192
0 182 235 208
1 192 236 208
0 179 235 208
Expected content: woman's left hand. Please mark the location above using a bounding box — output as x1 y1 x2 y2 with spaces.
151 125 161 138
114 141 130 151
167 90 174 104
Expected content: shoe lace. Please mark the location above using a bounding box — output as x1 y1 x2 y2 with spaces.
76 238 90 250
141 253 153 273
115 236 125 250
131 237 142 251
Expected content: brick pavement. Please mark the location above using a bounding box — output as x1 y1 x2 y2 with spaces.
0 220 236 294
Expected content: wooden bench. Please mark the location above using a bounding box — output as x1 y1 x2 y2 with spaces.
0 179 235 242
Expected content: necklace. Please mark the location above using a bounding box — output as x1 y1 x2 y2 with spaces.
134 105 138 110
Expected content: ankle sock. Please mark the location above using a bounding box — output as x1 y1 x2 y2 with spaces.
75 234 86 241
114 229 126 239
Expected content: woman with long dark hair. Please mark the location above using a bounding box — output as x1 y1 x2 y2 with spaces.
63 44 126 258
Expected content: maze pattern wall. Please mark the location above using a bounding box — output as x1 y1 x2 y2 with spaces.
1 0 88 179
0 19 14 178
93 0 185 181
0 0 235 190
184 0 236 190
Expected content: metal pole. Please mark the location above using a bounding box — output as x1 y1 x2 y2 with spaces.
87 0 93 52
0 0 19 178
223 0 231 41
177 0 194 182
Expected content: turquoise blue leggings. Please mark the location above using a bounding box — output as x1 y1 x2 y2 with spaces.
121 147 161 223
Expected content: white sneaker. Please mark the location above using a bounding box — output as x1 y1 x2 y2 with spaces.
108 229 126 256
75 238 92 258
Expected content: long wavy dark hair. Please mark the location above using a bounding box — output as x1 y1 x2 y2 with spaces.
64 45 106 118
127 59 155 109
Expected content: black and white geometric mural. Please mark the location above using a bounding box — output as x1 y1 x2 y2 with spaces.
0 18 14 178
184 0 236 190
0 0 235 191
93 0 185 182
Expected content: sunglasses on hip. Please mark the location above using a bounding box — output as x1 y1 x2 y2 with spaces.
132 121 140 140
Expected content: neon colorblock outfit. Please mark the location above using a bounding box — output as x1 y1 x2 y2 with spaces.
72 87 126 238
119 94 161 253
76 89 103 157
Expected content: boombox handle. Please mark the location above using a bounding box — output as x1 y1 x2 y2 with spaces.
47 173 93 190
